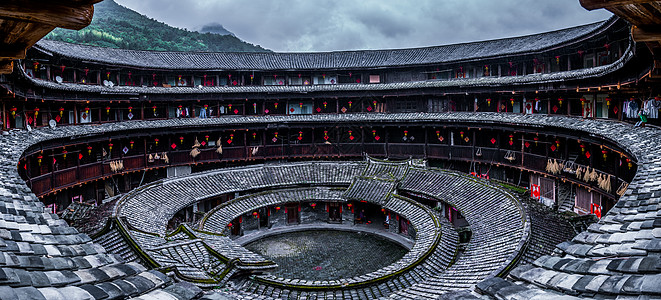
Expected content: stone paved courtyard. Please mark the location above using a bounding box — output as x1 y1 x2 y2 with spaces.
244 230 407 281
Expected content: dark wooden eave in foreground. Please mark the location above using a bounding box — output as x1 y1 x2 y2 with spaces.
0 0 100 74
581 0 661 81
581 0 661 43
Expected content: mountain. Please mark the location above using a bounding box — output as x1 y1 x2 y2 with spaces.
198 23 234 37
44 0 268 52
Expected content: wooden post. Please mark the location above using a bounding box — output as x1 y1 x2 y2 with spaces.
2 100 5 131
521 134 525 167
424 127 429 158
385 127 389 157
143 138 148 169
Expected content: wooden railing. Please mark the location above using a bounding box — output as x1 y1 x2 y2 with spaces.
28 142 626 198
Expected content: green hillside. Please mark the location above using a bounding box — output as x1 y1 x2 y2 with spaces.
44 0 268 52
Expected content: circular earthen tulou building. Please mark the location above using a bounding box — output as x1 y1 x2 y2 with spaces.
1 1 661 299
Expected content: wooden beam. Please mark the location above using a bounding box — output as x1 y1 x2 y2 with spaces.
631 26 661 42
580 0 659 10
0 61 13 74
0 2 94 30
0 44 26 60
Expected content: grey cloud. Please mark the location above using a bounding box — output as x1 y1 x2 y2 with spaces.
114 0 612 52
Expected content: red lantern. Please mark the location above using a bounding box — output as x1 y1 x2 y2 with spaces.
130 140 135 149
558 97 563 107
87 146 93 155
487 98 491 106
128 106 132 113
33 61 39 71
108 143 113 152
205 135 209 142
85 107 90 114
62 150 68 160
510 98 515 106
605 98 611 107
323 101 327 109
154 138 159 146
580 98 586 106
59 107 64 117
310 203 317 208
33 108 39 118
274 102 279 109
348 101 353 108
105 106 111 114
179 136 184 144
10 107 16 118
37 155 43 166
252 132 257 139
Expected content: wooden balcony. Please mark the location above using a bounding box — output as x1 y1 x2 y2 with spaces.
28 142 626 199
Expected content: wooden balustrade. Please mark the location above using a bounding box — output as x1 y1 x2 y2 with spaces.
28 142 626 198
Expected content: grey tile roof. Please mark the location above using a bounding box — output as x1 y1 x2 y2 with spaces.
16 39 633 96
33 18 614 71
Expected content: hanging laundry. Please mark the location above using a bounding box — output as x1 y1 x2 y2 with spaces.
642 98 661 119
623 100 639 118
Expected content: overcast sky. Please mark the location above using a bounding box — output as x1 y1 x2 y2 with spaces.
114 0 613 52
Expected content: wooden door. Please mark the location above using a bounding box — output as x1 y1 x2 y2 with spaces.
286 204 299 224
